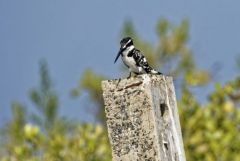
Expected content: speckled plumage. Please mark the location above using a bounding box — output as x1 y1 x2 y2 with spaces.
114 37 161 77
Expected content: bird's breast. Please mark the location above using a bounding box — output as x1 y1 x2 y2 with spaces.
121 53 143 73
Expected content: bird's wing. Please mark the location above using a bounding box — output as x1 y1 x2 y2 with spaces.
132 49 154 73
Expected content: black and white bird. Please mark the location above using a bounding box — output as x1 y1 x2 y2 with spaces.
114 37 162 78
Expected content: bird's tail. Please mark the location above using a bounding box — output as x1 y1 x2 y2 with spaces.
150 69 162 75
143 65 162 75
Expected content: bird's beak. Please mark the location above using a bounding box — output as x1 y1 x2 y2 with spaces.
114 49 121 63
114 44 126 63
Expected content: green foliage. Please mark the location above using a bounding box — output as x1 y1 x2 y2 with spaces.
29 60 58 130
0 62 111 161
1 122 111 161
42 123 111 161
2 102 26 152
71 68 107 123
179 77 240 161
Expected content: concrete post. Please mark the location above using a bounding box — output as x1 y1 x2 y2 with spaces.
102 74 186 161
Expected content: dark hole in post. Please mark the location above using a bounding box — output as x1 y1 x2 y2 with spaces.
160 103 167 117
164 143 168 150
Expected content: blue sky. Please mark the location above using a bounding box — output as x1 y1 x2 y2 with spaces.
0 0 240 125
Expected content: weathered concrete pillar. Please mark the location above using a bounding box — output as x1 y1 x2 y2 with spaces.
102 74 186 161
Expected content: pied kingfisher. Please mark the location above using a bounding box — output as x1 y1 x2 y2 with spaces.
114 37 162 78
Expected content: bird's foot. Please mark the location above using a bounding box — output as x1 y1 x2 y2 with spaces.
116 78 121 87
127 72 132 79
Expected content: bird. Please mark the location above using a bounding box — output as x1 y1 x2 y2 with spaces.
114 37 162 78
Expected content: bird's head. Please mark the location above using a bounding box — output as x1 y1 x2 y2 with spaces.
120 37 133 50
114 37 134 63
